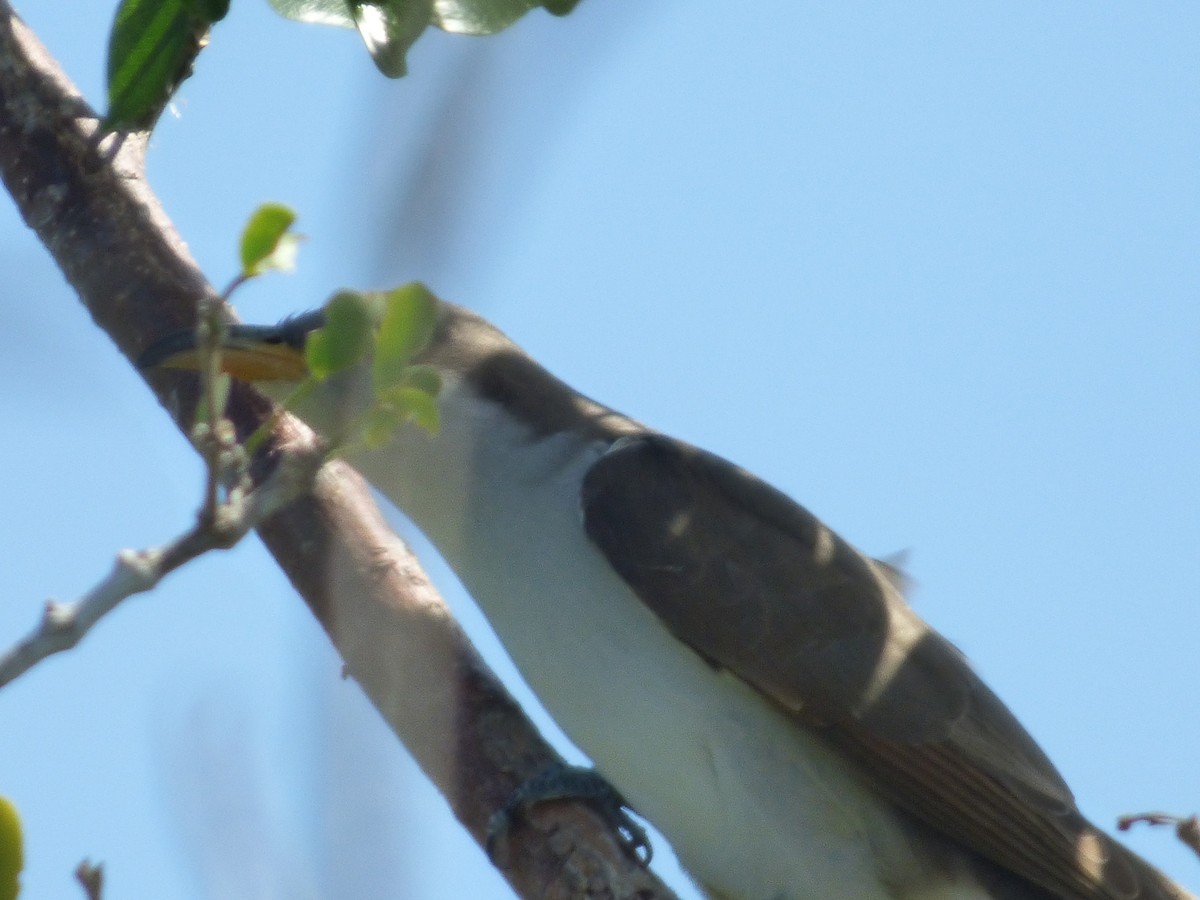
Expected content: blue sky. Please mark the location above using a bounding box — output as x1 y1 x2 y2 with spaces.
1 1 1197 898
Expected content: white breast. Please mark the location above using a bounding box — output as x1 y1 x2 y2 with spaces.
344 377 996 900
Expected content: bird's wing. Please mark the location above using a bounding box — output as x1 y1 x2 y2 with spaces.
580 433 1187 900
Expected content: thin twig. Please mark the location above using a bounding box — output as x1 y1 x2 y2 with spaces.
0 268 301 690
1118 812 1200 860
195 295 232 519
0 443 320 689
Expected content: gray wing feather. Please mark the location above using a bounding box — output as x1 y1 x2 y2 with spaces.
581 434 1188 900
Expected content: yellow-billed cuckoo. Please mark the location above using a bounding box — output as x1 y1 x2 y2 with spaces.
141 296 1193 900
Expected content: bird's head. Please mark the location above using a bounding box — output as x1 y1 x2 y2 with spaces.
136 286 552 449
139 287 467 442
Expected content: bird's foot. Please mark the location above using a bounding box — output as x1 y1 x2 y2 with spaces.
486 763 653 866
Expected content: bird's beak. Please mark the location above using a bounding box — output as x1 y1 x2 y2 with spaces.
138 313 324 383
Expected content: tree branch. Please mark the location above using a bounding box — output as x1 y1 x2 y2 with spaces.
0 5 677 897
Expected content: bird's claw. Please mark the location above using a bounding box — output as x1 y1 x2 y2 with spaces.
485 763 653 866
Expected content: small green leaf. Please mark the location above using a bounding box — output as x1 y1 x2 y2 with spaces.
372 283 438 392
239 204 300 277
104 0 228 130
397 364 442 396
380 384 441 433
432 0 533 35
184 0 231 19
358 384 440 448
305 291 374 380
361 407 399 449
541 0 581 14
267 0 356 27
351 0 433 77
268 0 585 76
0 796 23 900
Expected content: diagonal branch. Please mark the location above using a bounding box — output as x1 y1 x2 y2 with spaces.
0 5 677 898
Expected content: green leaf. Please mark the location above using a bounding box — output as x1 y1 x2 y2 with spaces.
351 0 433 77
541 0 582 14
359 384 440 448
268 0 586 75
432 0 536 35
239 204 300 277
184 0 232 19
305 291 374 380
266 0 355 28
104 0 228 130
372 283 438 392
0 796 23 900
362 410 397 449
380 384 441 432
396 363 442 396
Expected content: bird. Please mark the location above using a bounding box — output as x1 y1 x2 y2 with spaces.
141 291 1194 900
